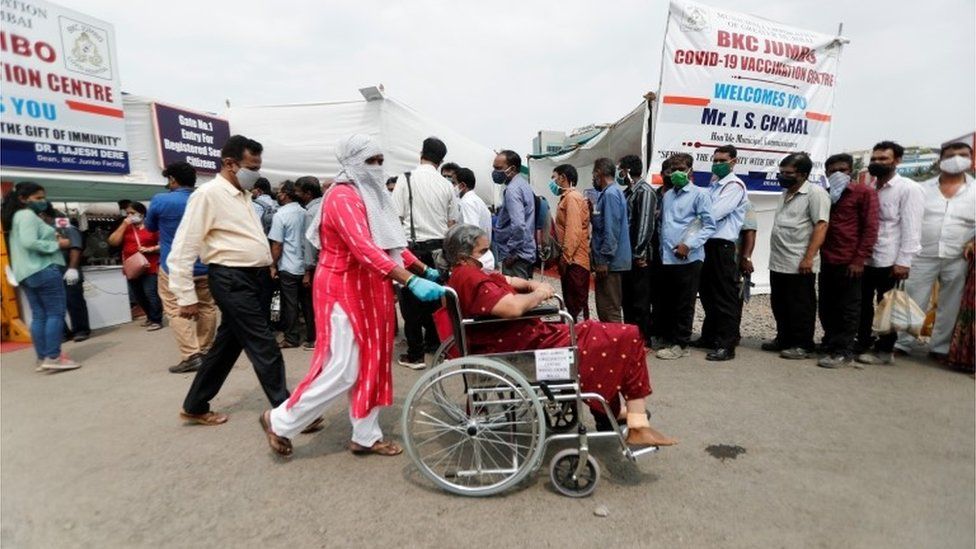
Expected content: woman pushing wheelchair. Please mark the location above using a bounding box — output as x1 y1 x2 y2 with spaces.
440 224 677 447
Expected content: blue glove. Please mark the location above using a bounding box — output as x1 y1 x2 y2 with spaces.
407 276 446 302
423 267 442 282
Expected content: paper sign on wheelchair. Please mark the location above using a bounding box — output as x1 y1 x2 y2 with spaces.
534 348 573 380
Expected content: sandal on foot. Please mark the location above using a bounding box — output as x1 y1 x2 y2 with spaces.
179 410 228 426
349 440 402 456
301 416 325 434
259 411 292 457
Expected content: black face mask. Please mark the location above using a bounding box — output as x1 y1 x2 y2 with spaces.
662 174 673 187
777 174 798 187
867 163 893 178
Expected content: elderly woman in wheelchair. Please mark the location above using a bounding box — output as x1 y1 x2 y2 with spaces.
439 224 676 448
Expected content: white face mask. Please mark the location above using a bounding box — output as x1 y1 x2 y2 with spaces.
236 167 261 190
939 155 972 175
128 214 144 224
827 171 851 204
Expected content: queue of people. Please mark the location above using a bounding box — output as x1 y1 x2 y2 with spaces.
3 131 972 459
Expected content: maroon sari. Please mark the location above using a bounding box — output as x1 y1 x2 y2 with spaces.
441 265 652 412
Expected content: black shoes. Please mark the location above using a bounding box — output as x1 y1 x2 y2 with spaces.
706 348 735 361
689 338 715 349
169 354 203 373
761 340 785 352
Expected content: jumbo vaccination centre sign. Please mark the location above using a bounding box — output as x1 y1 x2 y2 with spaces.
0 0 129 174
651 0 846 192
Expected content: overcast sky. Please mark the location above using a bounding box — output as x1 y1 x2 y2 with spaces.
60 0 975 154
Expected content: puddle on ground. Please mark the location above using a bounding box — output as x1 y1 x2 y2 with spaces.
705 444 746 462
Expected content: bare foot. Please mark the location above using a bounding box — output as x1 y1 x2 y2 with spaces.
626 426 677 447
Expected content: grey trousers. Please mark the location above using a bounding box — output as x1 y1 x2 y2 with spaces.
595 271 623 323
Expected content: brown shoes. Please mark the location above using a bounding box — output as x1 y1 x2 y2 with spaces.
179 410 228 426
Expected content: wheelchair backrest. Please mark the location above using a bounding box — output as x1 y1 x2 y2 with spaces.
442 287 468 356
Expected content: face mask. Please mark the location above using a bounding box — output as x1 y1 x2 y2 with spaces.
867 163 893 178
940 155 972 175
670 171 690 188
548 179 562 196
28 199 48 214
236 167 261 190
776 174 798 188
711 162 732 179
491 169 508 185
364 165 386 188
827 172 851 203
615 170 628 186
128 213 144 224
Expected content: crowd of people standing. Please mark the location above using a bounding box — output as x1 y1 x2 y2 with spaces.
2 131 972 457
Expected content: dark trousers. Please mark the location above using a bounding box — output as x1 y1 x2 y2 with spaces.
658 261 702 347
856 265 898 353
699 239 741 350
183 265 289 414
501 257 534 279
818 263 862 356
128 273 162 324
648 258 665 339
769 271 817 350
560 263 590 322
401 243 441 358
621 263 652 343
64 272 91 336
278 272 314 345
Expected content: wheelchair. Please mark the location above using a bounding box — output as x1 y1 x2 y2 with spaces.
400 288 660 498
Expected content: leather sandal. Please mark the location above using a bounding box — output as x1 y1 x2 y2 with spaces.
179 410 228 426
349 440 403 456
259 410 292 457
301 416 325 434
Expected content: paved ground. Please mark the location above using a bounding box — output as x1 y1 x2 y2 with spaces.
2 297 974 548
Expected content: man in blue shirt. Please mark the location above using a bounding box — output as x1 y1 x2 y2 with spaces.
268 180 310 349
492 150 536 279
696 144 749 362
656 153 716 360
146 161 217 373
590 157 631 322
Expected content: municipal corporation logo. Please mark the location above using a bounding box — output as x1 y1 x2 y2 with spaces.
59 16 113 80
679 5 709 32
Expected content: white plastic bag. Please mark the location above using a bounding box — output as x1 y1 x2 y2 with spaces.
872 282 925 337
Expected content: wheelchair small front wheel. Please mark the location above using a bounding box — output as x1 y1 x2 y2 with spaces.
549 448 600 498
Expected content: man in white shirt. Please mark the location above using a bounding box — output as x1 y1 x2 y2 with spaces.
391 137 459 368
169 135 290 426
895 142 975 359
452 167 495 270
856 141 925 365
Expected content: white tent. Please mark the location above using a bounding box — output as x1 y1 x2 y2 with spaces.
527 101 649 199
224 94 500 208
527 97 779 293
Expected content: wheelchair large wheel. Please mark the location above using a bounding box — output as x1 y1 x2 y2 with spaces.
402 357 547 497
429 336 455 367
549 448 600 498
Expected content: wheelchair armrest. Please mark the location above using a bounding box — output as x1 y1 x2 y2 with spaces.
526 304 561 316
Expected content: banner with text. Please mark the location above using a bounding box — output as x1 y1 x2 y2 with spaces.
152 103 230 174
652 1 845 192
0 0 129 174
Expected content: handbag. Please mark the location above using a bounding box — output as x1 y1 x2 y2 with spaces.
122 226 150 280
872 281 925 337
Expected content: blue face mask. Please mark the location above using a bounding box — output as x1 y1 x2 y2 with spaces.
491 169 508 185
548 179 561 196
28 199 49 214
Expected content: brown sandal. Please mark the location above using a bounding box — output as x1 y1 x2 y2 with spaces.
259 411 293 457
301 416 325 434
349 440 403 456
180 410 228 426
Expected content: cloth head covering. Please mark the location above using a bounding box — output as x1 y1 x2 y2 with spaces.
305 134 408 255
